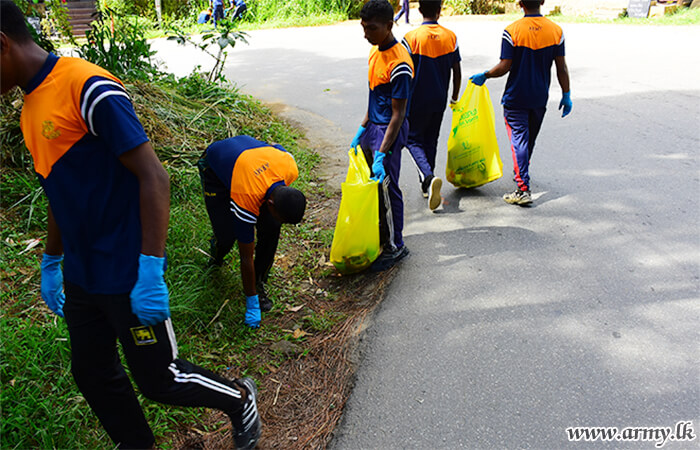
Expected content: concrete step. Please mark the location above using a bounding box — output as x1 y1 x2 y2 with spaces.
64 1 96 37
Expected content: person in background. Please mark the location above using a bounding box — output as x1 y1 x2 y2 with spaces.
198 135 306 326
0 1 260 448
197 7 212 24
351 0 414 271
469 0 571 205
394 0 410 25
229 0 247 20
401 0 461 211
210 0 225 26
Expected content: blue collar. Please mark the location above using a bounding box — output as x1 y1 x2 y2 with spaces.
378 38 397 51
422 20 438 25
524 14 543 17
24 53 59 94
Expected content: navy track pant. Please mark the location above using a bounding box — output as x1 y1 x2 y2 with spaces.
360 119 408 250
503 106 546 191
406 109 445 183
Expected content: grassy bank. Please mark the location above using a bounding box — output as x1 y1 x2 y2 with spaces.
0 73 337 448
487 6 700 25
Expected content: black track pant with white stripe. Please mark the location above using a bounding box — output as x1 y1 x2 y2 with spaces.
63 282 244 449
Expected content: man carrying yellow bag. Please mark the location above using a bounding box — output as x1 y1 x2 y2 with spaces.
470 0 572 205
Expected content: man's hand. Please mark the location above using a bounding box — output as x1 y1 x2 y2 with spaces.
40 253 65 317
559 92 572 118
371 151 386 182
351 125 366 154
130 254 170 326
469 71 488 86
245 295 261 328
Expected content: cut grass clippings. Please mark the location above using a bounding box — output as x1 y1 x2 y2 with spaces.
1 72 395 449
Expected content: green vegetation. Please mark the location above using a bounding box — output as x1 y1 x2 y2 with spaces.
0 7 327 448
489 4 700 25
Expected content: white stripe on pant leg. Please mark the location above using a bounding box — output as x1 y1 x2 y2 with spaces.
168 363 242 399
164 318 179 360
382 176 397 252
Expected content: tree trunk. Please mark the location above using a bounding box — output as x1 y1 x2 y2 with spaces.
154 0 162 27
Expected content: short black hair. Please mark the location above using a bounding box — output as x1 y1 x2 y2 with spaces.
0 0 33 43
521 1 542 10
272 186 306 224
419 0 442 18
360 0 394 23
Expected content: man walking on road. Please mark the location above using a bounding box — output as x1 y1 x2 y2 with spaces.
350 0 414 271
0 1 260 448
470 0 572 205
401 0 462 210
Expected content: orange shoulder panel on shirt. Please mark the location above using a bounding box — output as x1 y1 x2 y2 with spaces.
20 57 122 179
368 43 414 91
230 146 298 215
405 25 457 59
505 16 562 51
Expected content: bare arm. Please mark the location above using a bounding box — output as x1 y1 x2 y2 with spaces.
45 205 63 256
238 241 256 296
378 98 407 155
554 55 570 93
360 111 369 128
451 61 462 102
118 142 170 257
484 58 512 80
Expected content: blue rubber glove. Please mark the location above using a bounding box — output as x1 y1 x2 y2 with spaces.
351 125 366 154
469 71 488 86
245 295 261 328
40 253 65 318
559 91 572 118
371 151 386 182
130 254 170 326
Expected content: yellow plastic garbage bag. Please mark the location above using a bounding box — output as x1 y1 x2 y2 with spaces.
446 81 503 188
330 147 381 274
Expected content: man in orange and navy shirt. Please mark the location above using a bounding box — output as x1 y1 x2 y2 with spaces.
198 135 306 324
350 0 413 271
401 0 461 211
0 2 260 447
470 0 571 206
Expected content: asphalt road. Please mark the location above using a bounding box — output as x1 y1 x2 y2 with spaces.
152 17 700 449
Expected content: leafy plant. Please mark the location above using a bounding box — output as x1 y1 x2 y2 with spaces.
444 0 504 15
77 6 161 81
168 18 249 83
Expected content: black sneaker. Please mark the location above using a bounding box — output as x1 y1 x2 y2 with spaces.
420 175 431 198
370 245 409 272
230 378 261 450
256 283 273 313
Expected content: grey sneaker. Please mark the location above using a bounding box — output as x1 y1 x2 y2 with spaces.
230 378 261 449
503 189 532 205
428 176 442 211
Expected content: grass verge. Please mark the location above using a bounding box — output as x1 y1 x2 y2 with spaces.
1 72 389 449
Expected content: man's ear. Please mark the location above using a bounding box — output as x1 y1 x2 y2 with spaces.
0 32 9 55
